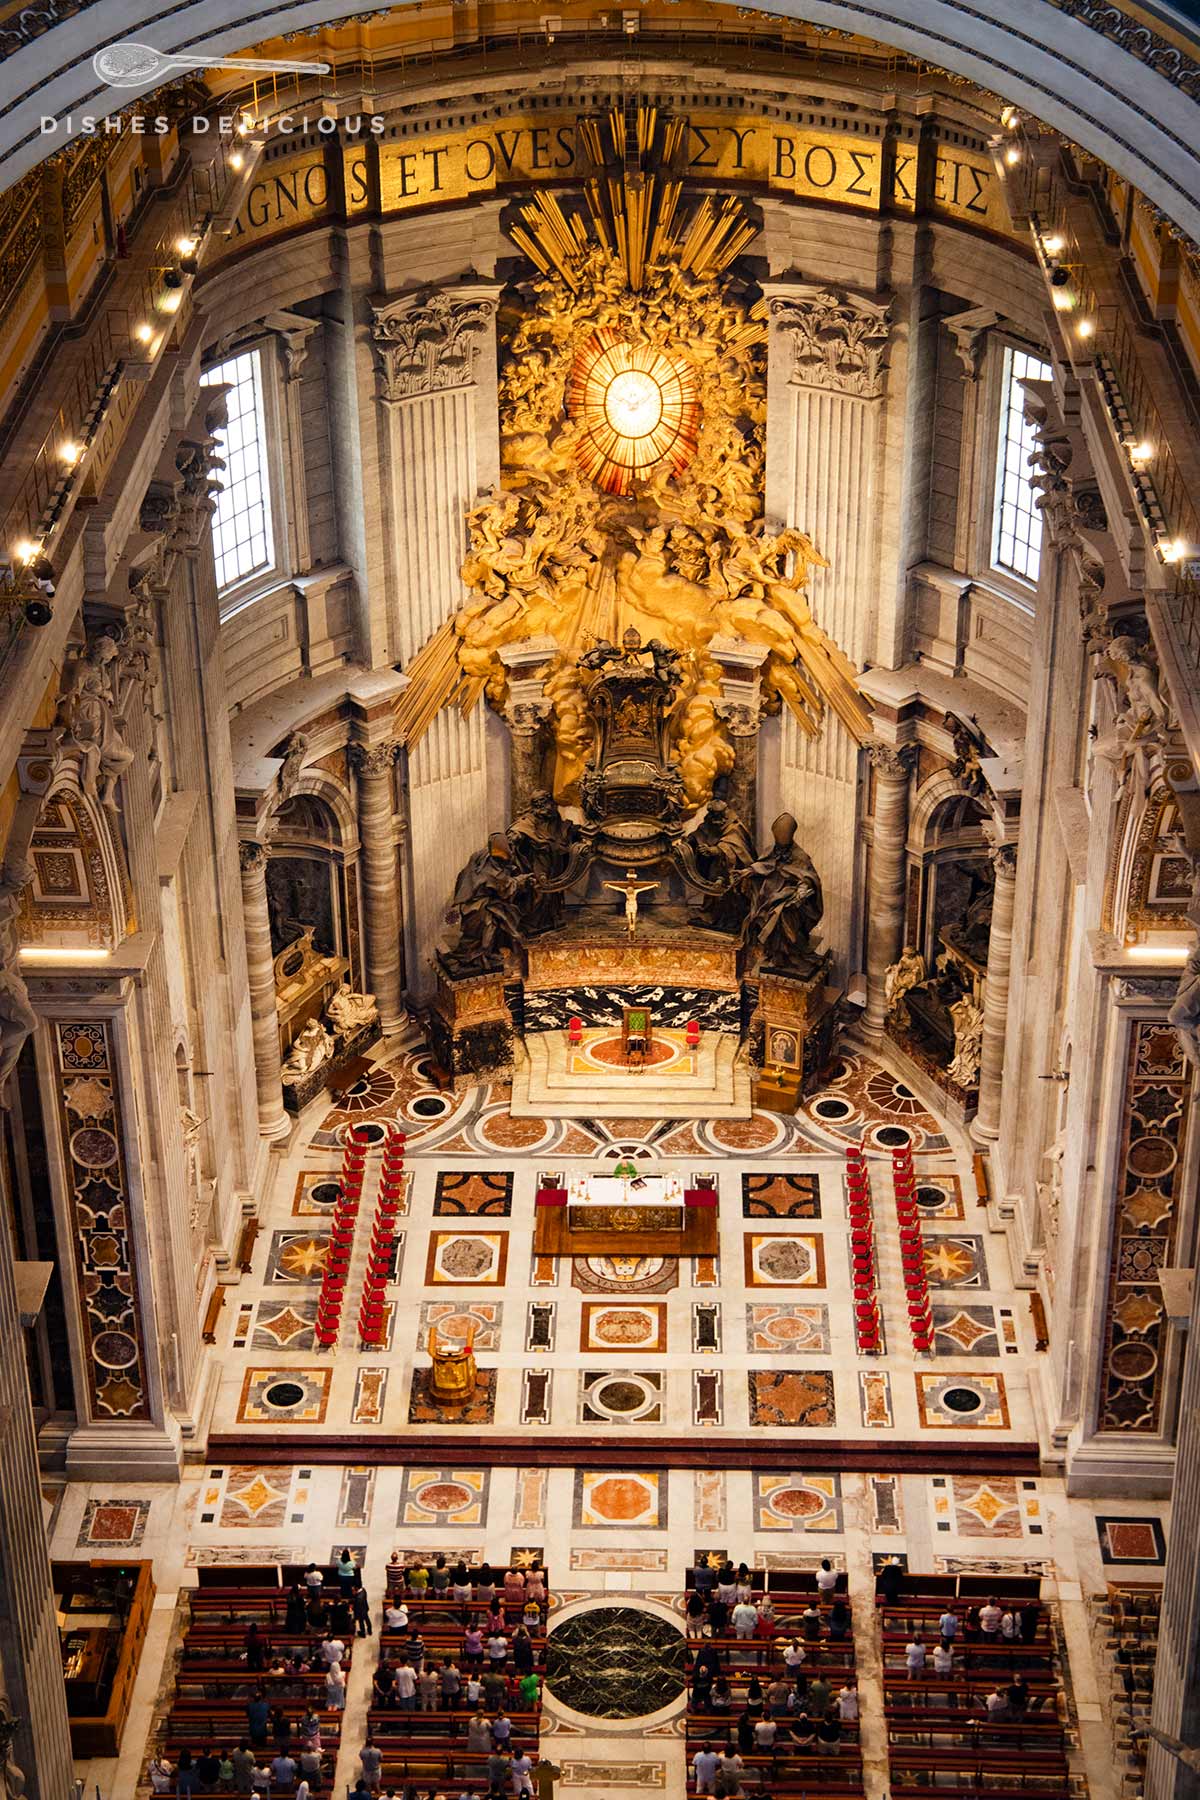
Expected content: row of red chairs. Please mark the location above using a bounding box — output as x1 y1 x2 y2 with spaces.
845 1146 882 1354
359 1129 406 1345
892 1142 933 1351
314 1128 371 1347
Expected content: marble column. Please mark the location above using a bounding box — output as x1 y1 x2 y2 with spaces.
973 841 1019 1143
238 839 289 1141
863 743 914 1041
499 637 556 818
350 741 405 1032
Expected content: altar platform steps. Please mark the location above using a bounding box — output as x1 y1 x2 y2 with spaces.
510 1026 752 1118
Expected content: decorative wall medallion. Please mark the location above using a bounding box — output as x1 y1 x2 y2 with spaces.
1099 1020 1191 1433
53 1020 150 1420
546 1607 687 1718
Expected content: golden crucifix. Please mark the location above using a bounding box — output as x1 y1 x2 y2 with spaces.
603 868 660 937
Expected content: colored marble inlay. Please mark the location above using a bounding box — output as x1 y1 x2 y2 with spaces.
694 1469 727 1533
1098 1020 1192 1433
237 1367 331 1424
425 1231 509 1285
932 1304 999 1356
579 1301 667 1353
266 1230 330 1285
218 1466 293 1528
574 1470 667 1528
434 1169 514 1215
755 1473 843 1532
352 1367 388 1425
579 1370 664 1425
571 1255 678 1294
915 1372 1010 1430
398 1468 489 1527
418 1301 503 1351
746 1302 830 1354
748 1368 836 1427
1096 1515 1166 1564
858 1370 893 1428
77 1498 150 1547
744 1235 826 1288
741 1172 821 1218
54 1021 150 1421
923 1234 988 1289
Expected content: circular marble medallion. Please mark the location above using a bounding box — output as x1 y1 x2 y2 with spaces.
941 1385 984 1414
593 1309 654 1345
874 1124 913 1147
916 1184 948 1209
769 1486 825 1519
263 1380 307 1410
310 1181 342 1207
91 1329 138 1369
411 1096 449 1118
1127 1135 1176 1178
812 1096 853 1120
414 1479 474 1514
70 1126 119 1168
546 1606 687 1719
1109 1340 1159 1380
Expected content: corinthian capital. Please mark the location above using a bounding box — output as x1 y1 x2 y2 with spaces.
769 284 891 397
238 838 269 876
867 741 914 780
370 287 499 403
350 741 399 779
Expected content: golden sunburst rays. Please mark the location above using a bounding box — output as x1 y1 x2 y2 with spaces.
567 329 698 495
508 105 758 294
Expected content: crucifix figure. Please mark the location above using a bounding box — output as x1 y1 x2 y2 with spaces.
603 869 660 937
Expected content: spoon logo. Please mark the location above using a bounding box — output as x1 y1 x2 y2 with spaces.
92 41 330 87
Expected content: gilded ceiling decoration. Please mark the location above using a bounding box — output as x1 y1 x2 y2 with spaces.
394 105 870 808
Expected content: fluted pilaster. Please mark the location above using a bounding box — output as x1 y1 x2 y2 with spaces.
238 840 289 1141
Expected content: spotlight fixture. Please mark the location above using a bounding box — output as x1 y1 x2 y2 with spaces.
1042 234 1064 255
24 596 53 626
1127 438 1153 468
59 441 81 466
230 151 246 171
134 322 153 344
1049 265 1071 287
180 254 199 275
176 235 197 257
163 266 183 288
1075 318 1094 339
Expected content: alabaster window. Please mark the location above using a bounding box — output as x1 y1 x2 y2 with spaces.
201 348 278 598
991 344 1053 583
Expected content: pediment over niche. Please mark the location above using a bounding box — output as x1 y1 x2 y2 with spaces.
9 742 134 953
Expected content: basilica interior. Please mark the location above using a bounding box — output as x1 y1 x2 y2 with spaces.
3 1 1200 1796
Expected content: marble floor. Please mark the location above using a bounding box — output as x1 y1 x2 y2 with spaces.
47 1030 1172 1800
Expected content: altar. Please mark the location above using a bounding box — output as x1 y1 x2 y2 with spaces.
566 1170 686 1233
534 1166 718 1256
